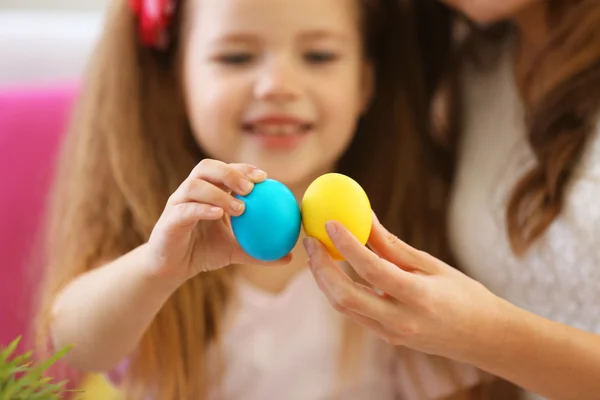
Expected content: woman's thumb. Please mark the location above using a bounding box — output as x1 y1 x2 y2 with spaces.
367 211 424 272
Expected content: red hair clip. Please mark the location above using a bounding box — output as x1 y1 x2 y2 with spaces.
129 0 177 49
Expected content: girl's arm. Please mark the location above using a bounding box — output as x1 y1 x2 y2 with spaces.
304 216 600 400
50 244 183 372
50 161 282 373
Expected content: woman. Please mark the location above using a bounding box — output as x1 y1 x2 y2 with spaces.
304 1 600 400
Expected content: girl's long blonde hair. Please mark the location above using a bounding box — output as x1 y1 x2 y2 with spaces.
35 0 454 398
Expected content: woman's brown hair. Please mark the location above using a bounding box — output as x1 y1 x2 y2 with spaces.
34 0 449 398
415 0 600 256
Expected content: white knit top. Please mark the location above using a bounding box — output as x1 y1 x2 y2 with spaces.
448 38 600 400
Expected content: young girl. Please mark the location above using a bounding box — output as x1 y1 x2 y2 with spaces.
304 1 600 400
35 0 482 399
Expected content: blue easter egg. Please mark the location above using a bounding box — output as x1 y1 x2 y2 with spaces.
231 178 301 261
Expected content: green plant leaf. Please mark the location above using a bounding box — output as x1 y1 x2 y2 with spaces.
0 377 20 400
0 336 21 364
16 345 73 388
0 337 74 400
27 380 70 399
11 351 33 366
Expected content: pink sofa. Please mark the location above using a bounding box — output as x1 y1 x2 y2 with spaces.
0 84 77 352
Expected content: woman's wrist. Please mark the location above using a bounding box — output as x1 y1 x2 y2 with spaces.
463 294 555 373
461 294 595 400
457 291 515 367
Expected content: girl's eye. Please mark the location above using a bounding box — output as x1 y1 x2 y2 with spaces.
217 53 254 65
305 51 339 64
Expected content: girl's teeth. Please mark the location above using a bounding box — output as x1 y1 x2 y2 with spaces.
264 125 279 135
281 125 296 135
255 124 303 135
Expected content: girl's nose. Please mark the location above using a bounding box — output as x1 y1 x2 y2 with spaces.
254 58 301 102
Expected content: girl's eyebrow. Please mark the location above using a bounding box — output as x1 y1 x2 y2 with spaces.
298 29 352 43
208 29 351 47
208 32 259 46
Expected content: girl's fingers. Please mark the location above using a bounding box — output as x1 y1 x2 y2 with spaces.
169 179 245 216
170 203 224 228
190 159 266 196
229 163 268 182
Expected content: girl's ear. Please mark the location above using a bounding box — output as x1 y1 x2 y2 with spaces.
360 61 375 115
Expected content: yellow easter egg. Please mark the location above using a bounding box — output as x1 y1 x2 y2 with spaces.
301 173 372 260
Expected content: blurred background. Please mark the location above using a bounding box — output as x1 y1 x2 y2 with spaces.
2 0 104 8
0 0 109 354
0 0 108 86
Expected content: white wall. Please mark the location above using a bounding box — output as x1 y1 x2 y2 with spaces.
0 0 107 11
0 0 107 86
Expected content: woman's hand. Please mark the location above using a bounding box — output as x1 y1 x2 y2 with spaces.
303 213 507 363
304 214 600 400
147 159 291 281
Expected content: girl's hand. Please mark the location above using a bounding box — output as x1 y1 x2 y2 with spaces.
147 159 291 281
303 213 506 363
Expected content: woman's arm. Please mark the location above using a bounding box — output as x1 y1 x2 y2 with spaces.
303 214 600 400
472 299 600 400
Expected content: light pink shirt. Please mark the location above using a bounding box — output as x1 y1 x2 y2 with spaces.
212 268 481 399
109 268 481 399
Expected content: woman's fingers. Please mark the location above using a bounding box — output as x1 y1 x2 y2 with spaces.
310 263 399 340
342 309 402 346
304 237 403 322
317 221 423 301
367 212 443 276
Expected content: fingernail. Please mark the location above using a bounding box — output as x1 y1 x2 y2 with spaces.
372 211 379 224
239 178 253 193
249 169 267 180
232 199 245 213
325 221 338 237
303 237 316 256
